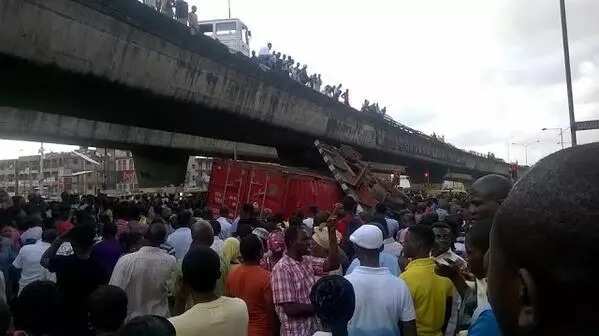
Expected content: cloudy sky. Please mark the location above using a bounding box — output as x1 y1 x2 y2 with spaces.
1 0 598 165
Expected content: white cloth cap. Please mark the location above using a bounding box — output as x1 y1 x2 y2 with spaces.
350 224 383 249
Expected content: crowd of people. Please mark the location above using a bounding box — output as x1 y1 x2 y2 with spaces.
140 0 388 118
361 100 387 116
253 42 388 112
0 143 596 336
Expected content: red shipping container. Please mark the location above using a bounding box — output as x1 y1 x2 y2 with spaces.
207 159 344 218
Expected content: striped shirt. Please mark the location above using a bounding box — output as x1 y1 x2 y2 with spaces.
271 254 326 336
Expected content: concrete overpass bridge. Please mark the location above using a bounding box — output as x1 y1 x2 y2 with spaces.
0 0 510 186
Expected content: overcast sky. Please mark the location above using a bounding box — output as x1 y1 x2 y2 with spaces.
1 0 598 165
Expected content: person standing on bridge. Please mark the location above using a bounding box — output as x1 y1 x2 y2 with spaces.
259 43 273 65
341 89 350 106
175 0 189 25
143 0 159 11
159 0 174 17
333 84 343 100
188 5 199 34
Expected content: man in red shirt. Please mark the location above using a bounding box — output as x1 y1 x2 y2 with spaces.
336 197 363 264
55 205 74 235
226 235 274 336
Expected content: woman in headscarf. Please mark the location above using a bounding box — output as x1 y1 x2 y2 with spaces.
260 231 285 272
212 237 241 297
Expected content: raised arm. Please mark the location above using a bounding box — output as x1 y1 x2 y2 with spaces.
40 235 65 270
323 213 340 272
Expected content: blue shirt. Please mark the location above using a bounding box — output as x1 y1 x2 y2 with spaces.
468 306 501 336
346 252 400 276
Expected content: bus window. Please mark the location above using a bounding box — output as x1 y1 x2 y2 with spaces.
199 24 214 37
216 21 237 35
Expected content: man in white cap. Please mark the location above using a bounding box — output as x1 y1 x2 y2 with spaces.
345 220 401 276
344 224 417 336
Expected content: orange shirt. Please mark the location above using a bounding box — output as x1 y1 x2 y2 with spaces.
226 264 273 336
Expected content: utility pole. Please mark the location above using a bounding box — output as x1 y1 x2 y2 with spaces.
104 147 108 191
542 127 566 150
14 159 18 197
39 143 45 197
559 0 577 146
228 0 231 18
512 140 540 166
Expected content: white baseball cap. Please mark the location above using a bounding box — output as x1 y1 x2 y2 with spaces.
350 224 383 250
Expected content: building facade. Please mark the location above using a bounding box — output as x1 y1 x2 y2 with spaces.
0 149 104 198
0 148 211 198
185 157 213 192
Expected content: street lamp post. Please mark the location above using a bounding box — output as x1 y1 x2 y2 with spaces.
542 127 565 149
559 0 578 146
512 140 540 166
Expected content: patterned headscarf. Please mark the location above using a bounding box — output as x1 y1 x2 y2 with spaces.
222 237 241 266
267 230 285 253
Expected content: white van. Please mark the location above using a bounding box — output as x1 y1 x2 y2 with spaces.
197 19 251 57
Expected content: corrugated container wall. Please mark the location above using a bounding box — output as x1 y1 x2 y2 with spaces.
207 159 344 218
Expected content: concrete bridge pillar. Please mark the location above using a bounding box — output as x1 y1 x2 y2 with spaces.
406 166 446 186
132 149 189 188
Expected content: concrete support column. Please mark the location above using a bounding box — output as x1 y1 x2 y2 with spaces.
132 149 188 188
407 166 446 185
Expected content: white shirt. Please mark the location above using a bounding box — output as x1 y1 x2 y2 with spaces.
382 237 403 258
385 218 400 239
56 241 73 256
211 237 225 256
20 226 42 244
313 333 332 336
143 0 158 8
166 227 192 260
345 266 416 336
258 46 271 56
110 246 177 321
216 217 232 239
12 240 55 293
188 12 198 27
302 217 314 229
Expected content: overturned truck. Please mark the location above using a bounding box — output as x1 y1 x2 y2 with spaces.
206 140 409 217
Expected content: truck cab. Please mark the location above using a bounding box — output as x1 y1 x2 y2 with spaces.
197 19 251 57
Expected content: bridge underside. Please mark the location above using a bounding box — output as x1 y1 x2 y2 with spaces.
0 55 482 186
0 105 279 187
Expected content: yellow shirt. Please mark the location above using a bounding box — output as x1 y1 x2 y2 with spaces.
169 296 249 336
400 258 454 336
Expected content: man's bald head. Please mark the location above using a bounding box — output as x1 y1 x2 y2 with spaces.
191 220 214 248
469 174 512 221
145 222 167 247
472 174 512 200
488 143 599 336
